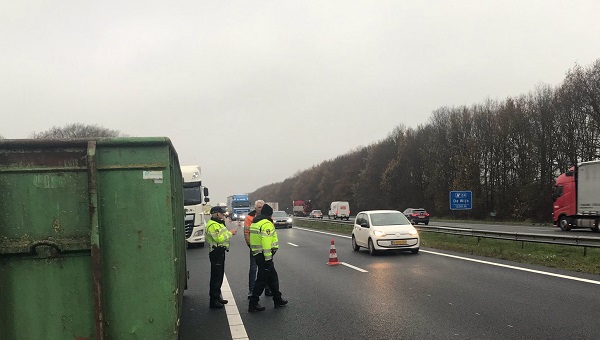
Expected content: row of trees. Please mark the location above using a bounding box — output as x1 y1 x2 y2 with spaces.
250 59 600 222
0 123 123 140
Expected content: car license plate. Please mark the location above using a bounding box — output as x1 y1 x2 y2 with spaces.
392 240 407 245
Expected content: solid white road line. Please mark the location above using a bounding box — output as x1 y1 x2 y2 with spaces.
287 242 299 247
294 226 600 286
222 275 249 340
340 262 368 273
420 249 600 285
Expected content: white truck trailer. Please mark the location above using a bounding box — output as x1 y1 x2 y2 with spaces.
266 202 279 211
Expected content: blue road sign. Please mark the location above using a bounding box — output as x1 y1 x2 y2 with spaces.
450 191 472 210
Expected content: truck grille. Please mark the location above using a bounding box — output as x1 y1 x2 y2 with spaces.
185 220 194 238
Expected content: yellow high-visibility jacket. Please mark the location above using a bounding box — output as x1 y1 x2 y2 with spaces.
206 219 232 249
249 218 279 261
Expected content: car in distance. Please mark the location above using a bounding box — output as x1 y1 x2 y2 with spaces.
272 210 293 228
309 210 323 218
402 208 430 225
352 210 420 255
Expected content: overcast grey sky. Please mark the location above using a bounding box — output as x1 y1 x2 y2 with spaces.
1 1 599 204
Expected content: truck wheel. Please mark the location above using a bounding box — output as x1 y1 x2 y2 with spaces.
558 216 571 231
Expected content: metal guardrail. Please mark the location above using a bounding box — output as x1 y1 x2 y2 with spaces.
416 225 600 255
295 217 600 255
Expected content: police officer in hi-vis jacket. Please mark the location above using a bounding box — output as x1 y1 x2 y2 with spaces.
206 206 237 309
248 203 288 312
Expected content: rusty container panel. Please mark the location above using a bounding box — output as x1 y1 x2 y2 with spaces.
0 138 186 340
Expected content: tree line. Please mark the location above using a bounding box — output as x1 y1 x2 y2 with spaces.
0 123 124 140
250 59 600 222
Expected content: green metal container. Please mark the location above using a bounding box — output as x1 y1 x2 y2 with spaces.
0 138 187 340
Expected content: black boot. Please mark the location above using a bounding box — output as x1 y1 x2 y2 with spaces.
274 298 288 308
209 300 224 309
218 298 229 305
248 303 266 312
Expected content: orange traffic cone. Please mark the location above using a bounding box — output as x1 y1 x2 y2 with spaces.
327 238 340 265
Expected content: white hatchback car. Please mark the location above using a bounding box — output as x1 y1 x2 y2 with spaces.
352 210 420 255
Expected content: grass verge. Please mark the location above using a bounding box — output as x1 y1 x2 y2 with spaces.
293 218 600 276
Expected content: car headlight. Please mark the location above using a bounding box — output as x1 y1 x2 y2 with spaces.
287 218 293 223
373 230 386 237
194 230 204 236
408 228 418 235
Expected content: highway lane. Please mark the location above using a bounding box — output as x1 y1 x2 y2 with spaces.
309 217 600 238
179 221 600 339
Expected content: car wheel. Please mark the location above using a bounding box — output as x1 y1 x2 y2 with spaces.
352 235 360 251
425 221 429 225
368 238 377 256
558 216 571 231
411 248 419 254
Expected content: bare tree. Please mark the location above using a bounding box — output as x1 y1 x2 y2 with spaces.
31 123 124 139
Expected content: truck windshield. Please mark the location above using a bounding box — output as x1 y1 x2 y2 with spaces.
183 183 202 205
232 201 251 208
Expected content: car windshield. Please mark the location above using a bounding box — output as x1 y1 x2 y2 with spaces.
412 209 426 214
272 211 287 218
370 212 410 226
313 210 321 213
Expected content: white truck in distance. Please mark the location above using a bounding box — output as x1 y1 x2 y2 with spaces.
328 201 350 220
266 202 279 211
181 165 209 248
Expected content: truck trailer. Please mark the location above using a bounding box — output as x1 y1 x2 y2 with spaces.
292 200 312 216
552 160 600 232
266 201 279 211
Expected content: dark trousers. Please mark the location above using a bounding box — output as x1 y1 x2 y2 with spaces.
248 250 271 295
250 253 282 304
209 247 226 302
248 250 257 293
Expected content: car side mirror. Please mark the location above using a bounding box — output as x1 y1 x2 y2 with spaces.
360 222 369 228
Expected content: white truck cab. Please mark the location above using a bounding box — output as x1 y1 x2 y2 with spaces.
181 165 210 248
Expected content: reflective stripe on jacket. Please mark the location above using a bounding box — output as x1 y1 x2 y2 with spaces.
249 218 279 261
206 219 232 249
243 214 254 247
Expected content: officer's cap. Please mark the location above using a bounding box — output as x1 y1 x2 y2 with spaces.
210 206 226 214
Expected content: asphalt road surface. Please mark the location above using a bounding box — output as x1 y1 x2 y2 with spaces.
179 221 600 340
